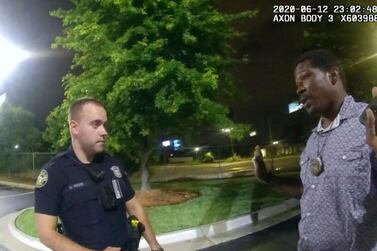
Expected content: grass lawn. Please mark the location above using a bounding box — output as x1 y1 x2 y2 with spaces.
16 176 290 237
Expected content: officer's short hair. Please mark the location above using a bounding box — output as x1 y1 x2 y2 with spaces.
68 97 105 121
294 49 346 87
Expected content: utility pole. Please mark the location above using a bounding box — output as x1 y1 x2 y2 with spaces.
268 117 274 170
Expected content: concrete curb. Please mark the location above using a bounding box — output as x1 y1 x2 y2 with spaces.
0 180 34 190
8 199 300 251
139 198 299 250
8 210 50 251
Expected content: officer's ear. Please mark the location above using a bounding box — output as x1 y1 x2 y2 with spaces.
69 120 79 136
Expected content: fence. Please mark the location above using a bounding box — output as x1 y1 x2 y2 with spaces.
0 152 55 180
0 142 303 182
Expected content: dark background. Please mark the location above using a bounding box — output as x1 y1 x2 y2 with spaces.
0 0 331 146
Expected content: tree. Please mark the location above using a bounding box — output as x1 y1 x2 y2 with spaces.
221 124 251 157
45 0 256 190
0 102 42 152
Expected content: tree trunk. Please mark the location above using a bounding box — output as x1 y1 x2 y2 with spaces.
140 153 151 191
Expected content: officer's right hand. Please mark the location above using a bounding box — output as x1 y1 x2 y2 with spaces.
253 152 271 184
103 247 121 251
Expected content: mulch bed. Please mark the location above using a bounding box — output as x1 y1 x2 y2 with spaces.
135 189 198 207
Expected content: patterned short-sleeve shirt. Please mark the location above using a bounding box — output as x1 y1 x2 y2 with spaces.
299 96 377 251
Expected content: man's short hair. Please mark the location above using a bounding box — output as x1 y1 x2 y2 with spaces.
68 97 104 121
294 49 346 87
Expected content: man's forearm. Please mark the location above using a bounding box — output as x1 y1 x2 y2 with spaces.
253 157 303 198
139 212 160 250
265 174 303 198
128 204 161 250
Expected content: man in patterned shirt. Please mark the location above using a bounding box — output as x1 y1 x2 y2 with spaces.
254 49 377 250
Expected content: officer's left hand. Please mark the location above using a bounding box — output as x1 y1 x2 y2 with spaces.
366 87 377 151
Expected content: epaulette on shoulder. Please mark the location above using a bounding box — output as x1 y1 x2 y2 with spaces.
42 150 69 171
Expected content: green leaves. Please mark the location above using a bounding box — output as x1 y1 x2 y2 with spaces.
46 0 254 169
228 124 252 142
0 103 43 151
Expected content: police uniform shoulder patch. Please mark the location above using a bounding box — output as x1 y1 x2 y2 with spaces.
110 166 122 178
36 169 49 188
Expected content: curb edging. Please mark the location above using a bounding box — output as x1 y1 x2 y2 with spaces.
9 199 300 251
8 210 51 251
0 180 34 190
138 198 299 250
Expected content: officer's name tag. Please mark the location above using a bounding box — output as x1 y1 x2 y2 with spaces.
68 182 85 190
112 179 123 199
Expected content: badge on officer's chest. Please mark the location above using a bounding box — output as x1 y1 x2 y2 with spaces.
310 157 324 176
110 166 123 178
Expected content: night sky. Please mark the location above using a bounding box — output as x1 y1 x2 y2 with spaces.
0 0 73 128
0 0 334 145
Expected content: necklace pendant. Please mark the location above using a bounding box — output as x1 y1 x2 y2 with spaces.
310 157 323 176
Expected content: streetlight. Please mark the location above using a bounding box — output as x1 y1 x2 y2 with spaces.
0 36 30 83
269 140 280 170
162 140 171 147
221 128 235 156
0 93 6 107
249 131 257 137
194 147 200 160
221 128 232 133
161 140 171 163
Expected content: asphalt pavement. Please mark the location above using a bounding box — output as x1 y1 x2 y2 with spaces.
200 216 299 251
0 185 34 218
0 185 34 251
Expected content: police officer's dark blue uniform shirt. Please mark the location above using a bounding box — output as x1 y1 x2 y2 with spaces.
35 146 135 250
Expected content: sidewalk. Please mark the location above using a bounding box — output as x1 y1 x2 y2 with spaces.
0 213 38 251
0 180 34 190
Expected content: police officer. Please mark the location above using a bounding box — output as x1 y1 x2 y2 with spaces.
35 97 163 251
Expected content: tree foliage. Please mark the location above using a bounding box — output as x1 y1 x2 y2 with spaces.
0 102 42 152
45 0 255 189
227 124 251 142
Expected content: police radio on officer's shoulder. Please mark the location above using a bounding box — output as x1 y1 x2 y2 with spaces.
360 97 377 131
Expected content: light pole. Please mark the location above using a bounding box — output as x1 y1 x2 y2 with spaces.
267 117 275 169
221 128 234 156
194 147 200 160
161 140 171 164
